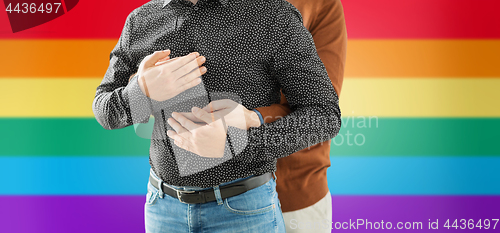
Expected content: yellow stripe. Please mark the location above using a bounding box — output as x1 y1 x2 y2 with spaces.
0 78 101 117
1 78 499 117
341 78 500 117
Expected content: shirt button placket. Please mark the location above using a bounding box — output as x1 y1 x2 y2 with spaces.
188 6 199 53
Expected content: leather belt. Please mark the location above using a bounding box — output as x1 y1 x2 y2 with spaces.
149 173 272 204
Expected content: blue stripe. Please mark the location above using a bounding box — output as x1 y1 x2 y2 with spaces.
328 156 500 195
1 156 499 195
0 156 151 195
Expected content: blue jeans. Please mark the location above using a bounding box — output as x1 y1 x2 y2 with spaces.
145 168 286 233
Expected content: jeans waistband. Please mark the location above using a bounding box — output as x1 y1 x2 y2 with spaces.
149 168 254 192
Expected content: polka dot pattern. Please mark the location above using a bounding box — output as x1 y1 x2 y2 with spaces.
92 0 341 188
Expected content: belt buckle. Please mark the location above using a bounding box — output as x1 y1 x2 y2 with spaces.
176 189 196 204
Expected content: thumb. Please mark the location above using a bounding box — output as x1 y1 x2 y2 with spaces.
155 56 171 66
144 49 170 67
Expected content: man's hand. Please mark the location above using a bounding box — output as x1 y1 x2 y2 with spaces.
137 50 207 101
167 107 227 158
177 99 261 130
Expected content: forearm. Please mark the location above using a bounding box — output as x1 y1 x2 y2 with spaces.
254 103 291 124
254 92 291 124
245 56 341 162
231 100 340 163
93 74 152 130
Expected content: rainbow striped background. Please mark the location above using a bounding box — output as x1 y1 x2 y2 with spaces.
1 0 499 232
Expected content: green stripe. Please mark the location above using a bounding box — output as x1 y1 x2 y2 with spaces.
1 117 499 156
331 117 500 155
0 118 150 156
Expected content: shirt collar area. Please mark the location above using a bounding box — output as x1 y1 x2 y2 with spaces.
163 0 229 8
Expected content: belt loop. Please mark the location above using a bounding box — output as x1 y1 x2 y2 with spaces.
272 172 277 182
157 179 164 199
213 186 223 205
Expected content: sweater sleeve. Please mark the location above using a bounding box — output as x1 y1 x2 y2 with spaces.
309 0 347 96
254 92 291 124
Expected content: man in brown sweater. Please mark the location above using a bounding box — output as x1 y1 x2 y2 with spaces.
254 0 347 231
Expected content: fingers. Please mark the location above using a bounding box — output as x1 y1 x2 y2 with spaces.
155 55 186 66
156 53 206 93
177 112 205 123
167 117 188 134
164 52 200 73
171 55 206 81
191 107 214 124
172 112 200 131
202 99 234 112
144 49 171 67
176 66 205 91
166 130 188 150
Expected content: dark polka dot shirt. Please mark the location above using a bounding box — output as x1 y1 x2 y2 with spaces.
92 0 341 188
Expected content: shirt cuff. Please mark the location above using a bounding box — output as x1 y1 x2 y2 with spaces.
123 74 153 124
252 109 264 126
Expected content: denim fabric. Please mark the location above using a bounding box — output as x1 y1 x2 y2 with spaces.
145 168 285 232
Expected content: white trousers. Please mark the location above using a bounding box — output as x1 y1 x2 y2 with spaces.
282 191 332 233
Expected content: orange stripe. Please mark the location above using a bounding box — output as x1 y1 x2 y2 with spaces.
1 39 499 78
0 39 115 78
345 40 500 77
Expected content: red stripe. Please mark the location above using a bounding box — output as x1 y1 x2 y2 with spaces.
0 0 148 38
343 0 500 39
0 0 499 39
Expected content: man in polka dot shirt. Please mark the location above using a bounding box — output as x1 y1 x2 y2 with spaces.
93 0 343 232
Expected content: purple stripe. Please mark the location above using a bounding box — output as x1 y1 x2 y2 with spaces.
0 196 499 232
331 196 500 232
0 196 145 233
